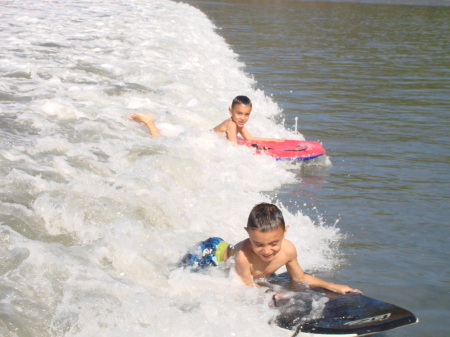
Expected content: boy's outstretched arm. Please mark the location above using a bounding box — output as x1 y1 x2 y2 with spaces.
240 127 285 142
285 244 361 294
248 136 285 143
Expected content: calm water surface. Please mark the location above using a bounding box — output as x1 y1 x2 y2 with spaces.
180 0 450 335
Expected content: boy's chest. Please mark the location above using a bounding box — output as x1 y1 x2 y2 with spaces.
251 258 285 279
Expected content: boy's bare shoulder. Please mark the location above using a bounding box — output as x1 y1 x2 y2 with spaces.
281 238 298 256
233 239 252 259
233 238 250 253
213 118 232 133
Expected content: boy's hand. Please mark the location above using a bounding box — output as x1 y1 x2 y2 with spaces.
330 284 361 294
268 292 289 307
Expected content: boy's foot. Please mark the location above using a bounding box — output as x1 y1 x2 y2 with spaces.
127 113 161 137
127 113 155 126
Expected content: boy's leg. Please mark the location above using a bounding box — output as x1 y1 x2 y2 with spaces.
179 237 224 270
127 113 161 138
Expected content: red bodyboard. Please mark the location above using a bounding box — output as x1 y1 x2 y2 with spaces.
237 139 325 161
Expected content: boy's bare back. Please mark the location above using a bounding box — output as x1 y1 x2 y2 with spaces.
212 117 240 136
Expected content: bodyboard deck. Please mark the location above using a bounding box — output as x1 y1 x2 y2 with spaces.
237 138 325 161
273 290 418 336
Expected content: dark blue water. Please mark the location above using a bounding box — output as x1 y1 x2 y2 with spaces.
179 0 450 335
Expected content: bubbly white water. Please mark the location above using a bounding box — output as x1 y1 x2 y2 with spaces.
0 0 340 335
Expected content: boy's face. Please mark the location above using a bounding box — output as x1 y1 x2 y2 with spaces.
229 104 252 128
246 226 287 262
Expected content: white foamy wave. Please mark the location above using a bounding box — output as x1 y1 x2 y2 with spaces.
0 0 338 335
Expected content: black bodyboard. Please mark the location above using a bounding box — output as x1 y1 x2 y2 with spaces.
273 289 418 336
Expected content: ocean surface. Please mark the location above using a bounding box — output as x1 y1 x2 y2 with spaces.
0 0 449 336
179 0 450 336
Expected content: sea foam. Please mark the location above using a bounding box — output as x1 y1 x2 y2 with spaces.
0 0 339 335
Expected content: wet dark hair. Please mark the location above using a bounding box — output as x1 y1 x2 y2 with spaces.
247 203 285 232
231 95 252 108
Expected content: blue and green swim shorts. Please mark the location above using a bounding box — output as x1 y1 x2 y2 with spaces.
180 237 229 270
